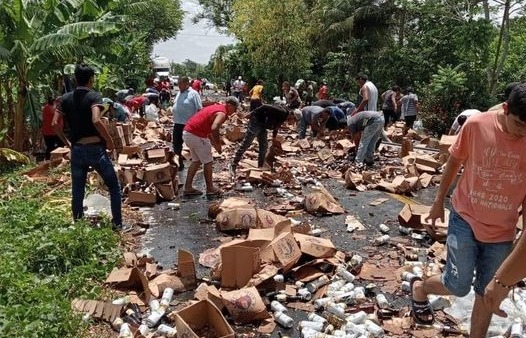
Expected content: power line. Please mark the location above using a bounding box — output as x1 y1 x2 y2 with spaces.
177 32 233 38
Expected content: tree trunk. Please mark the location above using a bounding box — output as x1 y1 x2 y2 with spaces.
488 0 511 96
6 79 15 148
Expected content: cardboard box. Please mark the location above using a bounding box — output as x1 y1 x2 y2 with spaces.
174 299 235 338
71 299 123 323
155 181 175 200
128 191 157 206
215 208 258 231
220 244 261 289
120 145 141 157
105 267 151 301
293 233 337 258
439 135 457 154
398 204 431 229
147 148 167 163
142 162 172 184
221 287 271 324
270 232 301 271
50 147 70 160
177 250 197 289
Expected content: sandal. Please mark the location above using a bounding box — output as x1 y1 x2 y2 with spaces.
182 189 202 197
410 276 435 325
206 190 223 198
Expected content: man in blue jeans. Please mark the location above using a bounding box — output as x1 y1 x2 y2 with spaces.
52 64 131 232
346 110 384 168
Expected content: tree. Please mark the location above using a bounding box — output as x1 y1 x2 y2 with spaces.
0 0 120 151
229 0 313 88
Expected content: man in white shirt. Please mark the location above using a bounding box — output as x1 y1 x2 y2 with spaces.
352 73 378 116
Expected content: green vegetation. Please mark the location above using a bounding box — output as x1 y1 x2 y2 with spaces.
0 167 121 337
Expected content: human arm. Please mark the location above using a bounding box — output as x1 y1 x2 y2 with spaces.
210 112 227 153
424 154 464 230
92 105 115 150
51 111 70 148
355 86 369 114
485 200 526 317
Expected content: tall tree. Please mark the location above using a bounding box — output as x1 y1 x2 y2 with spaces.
229 0 313 87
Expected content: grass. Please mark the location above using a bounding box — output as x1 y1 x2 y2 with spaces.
0 164 122 338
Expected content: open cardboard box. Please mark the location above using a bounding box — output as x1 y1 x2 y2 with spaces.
174 299 235 338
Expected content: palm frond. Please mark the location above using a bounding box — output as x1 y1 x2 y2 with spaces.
0 148 30 164
123 1 150 14
57 21 118 37
0 46 11 59
30 33 77 52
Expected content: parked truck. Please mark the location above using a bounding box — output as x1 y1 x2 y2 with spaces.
152 56 170 78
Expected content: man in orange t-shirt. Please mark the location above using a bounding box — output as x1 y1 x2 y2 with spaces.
411 83 526 336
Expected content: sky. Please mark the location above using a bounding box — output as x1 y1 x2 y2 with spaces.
152 0 236 65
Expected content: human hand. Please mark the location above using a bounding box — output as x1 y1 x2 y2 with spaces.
106 138 116 151
484 278 510 318
423 202 444 234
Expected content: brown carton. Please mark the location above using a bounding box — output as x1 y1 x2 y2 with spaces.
439 135 457 154
177 250 197 289
293 233 337 258
270 232 302 271
398 204 432 229
174 299 235 338
71 299 123 323
221 287 271 324
128 191 157 206
215 208 258 231
220 244 261 289
155 181 175 200
105 267 151 301
146 148 167 163
50 147 70 160
142 162 172 184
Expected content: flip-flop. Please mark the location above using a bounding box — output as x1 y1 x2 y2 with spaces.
182 190 202 197
409 276 435 325
206 190 222 198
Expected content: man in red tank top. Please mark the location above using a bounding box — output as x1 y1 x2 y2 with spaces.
182 96 239 197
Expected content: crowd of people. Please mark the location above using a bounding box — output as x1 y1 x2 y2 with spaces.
44 64 526 337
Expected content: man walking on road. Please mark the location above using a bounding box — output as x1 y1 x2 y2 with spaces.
172 76 202 170
411 83 526 337
52 64 130 232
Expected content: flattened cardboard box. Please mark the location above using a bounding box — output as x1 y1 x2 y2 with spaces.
174 299 235 338
71 299 123 323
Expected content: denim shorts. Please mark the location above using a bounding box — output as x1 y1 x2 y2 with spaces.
441 210 512 296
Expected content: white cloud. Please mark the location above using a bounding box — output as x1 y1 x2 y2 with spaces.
152 0 236 65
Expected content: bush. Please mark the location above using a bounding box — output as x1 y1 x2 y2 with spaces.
0 168 121 338
419 65 468 136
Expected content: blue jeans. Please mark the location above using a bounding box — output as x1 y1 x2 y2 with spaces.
232 115 268 168
442 210 512 296
71 143 122 226
355 115 384 163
